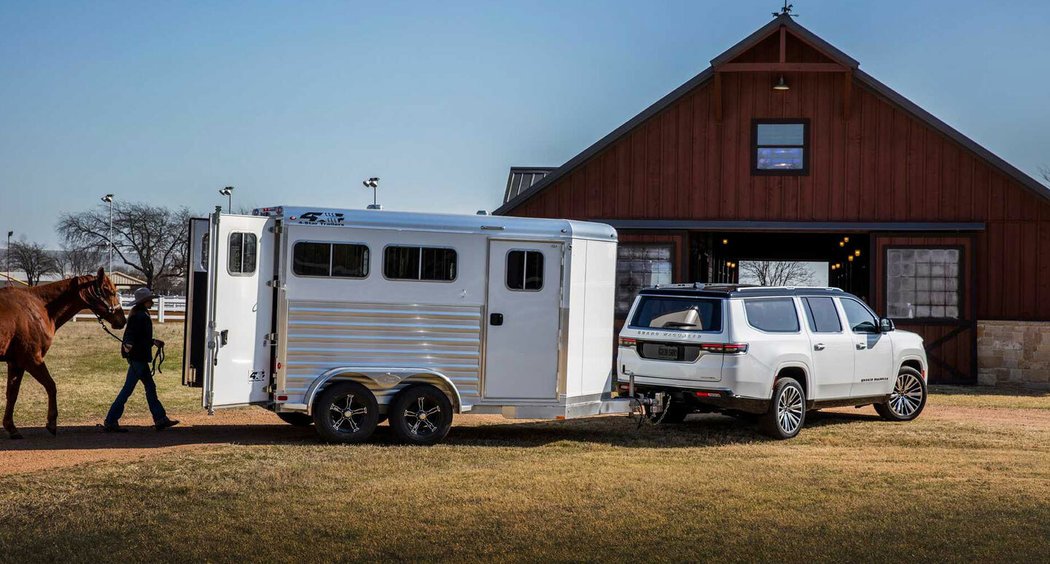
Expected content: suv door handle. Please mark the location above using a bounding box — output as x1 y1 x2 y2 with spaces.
855 342 867 350
813 343 826 351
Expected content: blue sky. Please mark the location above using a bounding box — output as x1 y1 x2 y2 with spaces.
2 0 1049 246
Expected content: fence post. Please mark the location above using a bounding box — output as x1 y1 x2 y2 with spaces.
158 297 166 324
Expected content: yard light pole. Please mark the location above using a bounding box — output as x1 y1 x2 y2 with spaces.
219 186 234 213
6 230 12 285
363 177 380 209
101 194 114 273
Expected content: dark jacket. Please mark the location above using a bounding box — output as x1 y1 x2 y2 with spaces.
122 306 154 363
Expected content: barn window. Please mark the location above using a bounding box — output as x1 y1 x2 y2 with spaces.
292 242 369 278
885 248 960 319
752 119 809 174
506 250 544 291
616 245 672 317
384 246 457 282
227 232 257 275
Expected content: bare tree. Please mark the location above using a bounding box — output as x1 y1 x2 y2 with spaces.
8 240 60 286
740 260 815 286
55 242 103 277
57 202 191 290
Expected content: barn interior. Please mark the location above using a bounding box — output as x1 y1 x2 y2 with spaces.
691 232 872 302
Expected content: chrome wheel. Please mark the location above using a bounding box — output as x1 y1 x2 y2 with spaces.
777 385 804 434
328 393 369 434
888 372 924 418
403 395 443 437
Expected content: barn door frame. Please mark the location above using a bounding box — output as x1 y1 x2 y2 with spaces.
871 233 979 384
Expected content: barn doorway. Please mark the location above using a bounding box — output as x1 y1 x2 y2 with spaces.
690 232 873 303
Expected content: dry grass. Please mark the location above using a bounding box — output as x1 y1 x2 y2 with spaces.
0 324 1047 562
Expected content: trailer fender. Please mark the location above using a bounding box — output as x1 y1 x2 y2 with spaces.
304 367 464 416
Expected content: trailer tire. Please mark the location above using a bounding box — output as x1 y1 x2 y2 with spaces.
312 382 379 444
389 385 453 446
276 412 313 427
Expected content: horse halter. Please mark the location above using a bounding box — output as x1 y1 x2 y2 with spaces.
84 282 119 316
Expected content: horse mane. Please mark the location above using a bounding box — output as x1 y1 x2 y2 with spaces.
28 275 97 328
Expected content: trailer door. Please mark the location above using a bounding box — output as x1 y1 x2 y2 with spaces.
203 212 275 409
484 240 563 399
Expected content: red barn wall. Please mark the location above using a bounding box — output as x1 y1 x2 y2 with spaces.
510 65 1050 321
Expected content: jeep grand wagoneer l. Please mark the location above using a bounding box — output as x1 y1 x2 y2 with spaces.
618 284 928 439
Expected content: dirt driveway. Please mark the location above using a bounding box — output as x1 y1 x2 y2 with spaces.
2 403 1047 476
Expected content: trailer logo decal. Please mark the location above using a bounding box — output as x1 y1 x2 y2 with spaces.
298 211 345 225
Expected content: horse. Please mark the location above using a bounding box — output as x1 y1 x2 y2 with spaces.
0 268 126 439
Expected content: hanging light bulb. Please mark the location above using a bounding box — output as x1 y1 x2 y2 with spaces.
773 75 790 91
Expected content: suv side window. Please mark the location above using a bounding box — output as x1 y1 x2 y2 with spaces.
803 297 842 333
743 298 800 333
840 298 879 333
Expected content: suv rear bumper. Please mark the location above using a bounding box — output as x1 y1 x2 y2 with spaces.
619 382 770 414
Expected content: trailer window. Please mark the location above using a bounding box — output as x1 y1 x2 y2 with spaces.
630 297 722 332
384 246 457 282
507 250 544 291
293 242 369 278
227 232 257 275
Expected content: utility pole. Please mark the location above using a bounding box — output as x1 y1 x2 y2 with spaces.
101 194 114 273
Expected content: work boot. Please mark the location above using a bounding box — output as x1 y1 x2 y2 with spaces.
155 419 180 431
100 423 128 433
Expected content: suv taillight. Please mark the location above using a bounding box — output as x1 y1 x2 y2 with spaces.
700 343 748 354
618 337 637 349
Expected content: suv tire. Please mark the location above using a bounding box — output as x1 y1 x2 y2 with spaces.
759 377 806 440
389 385 454 446
874 367 927 421
313 381 380 444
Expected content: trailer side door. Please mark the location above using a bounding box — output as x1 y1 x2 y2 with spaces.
203 212 275 409
484 240 563 400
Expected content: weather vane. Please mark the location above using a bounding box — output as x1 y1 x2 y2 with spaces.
774 1 798 18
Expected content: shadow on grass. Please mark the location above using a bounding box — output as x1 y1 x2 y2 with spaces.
0 410 880 452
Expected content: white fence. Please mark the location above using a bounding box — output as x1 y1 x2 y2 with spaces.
73 295 186 324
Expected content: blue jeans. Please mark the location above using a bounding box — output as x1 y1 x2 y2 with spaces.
105 361 168 426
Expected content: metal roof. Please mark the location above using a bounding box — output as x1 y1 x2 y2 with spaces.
503 167 556 204
495 14 1050 215
250 206 617 242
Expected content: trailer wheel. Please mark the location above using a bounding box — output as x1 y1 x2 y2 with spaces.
389 385 453 446
312 382 379 444
276 412 313 427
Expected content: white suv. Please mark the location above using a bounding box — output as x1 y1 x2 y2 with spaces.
617 284 928 439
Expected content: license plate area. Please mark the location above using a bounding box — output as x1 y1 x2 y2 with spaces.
638 341 701 362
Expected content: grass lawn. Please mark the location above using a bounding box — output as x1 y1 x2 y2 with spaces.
0 323 1047 562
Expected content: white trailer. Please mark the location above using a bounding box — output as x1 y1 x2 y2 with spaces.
182 206 623 444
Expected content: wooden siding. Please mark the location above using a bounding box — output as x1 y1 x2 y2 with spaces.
508 32 1050 322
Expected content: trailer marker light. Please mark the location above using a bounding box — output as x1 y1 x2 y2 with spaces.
277 362 282 369
277 395 288 402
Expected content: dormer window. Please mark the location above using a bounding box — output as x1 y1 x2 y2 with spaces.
752 119 809 175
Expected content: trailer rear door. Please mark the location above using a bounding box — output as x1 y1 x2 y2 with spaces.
203 212 275 409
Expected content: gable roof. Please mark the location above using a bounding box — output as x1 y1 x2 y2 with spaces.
495 14 1049 215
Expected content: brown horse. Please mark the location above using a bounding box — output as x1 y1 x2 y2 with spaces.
0 268 126 439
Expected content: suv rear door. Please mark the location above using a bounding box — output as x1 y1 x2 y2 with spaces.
625 295 727 385
801 296 854 399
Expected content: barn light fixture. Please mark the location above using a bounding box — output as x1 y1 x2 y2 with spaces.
843 236 850 243
848 255 854 262
363 177 381 209
773 75 790 91
722 238 729 245
855 249 861 257
839 241 845 247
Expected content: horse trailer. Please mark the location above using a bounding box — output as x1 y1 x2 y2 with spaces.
182 206 624 444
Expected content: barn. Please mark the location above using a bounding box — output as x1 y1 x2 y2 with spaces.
495 14 1050 388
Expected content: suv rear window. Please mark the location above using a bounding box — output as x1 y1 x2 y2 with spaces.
744 298 800 332
630 297 722 332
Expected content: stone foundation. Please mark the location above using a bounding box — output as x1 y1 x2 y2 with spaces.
977 321 1050 389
